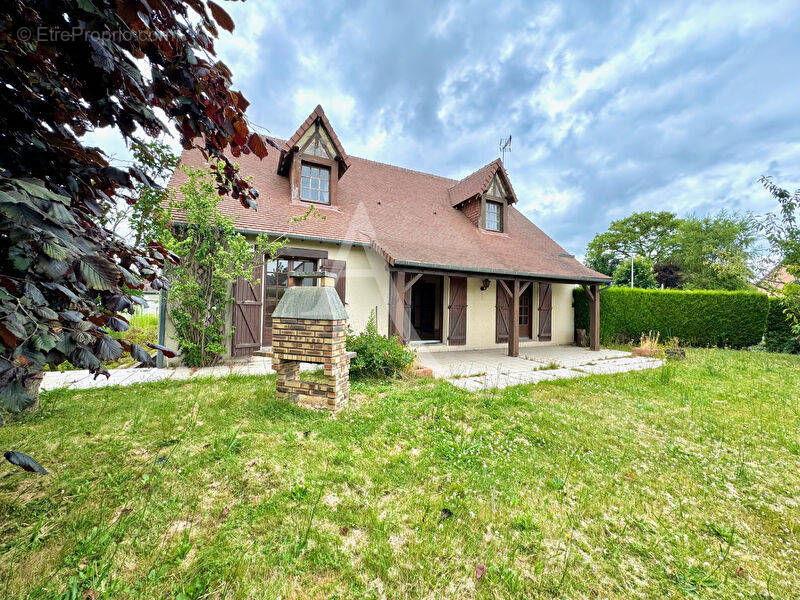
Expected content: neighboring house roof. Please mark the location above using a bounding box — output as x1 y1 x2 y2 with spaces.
758 263 797 296
448 158 518 206
168 116 610 284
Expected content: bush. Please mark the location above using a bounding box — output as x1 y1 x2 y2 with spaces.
574 287 769 348
763 297 800 354
346 312 414 379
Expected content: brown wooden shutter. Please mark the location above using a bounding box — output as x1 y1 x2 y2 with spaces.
231 263 263 356
538 283 552 341
403 273 412 342
320 258 346 304
447 277 467 345
495 280 511 343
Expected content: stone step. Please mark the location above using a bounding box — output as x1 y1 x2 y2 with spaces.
253 347 273 358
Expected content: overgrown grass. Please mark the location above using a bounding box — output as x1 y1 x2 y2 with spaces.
2 349 799 598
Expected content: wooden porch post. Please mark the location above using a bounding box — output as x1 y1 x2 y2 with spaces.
589 283 600 351
388 271 405 342
509 279 520 357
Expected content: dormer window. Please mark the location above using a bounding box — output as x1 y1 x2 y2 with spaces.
485 200 502 232
300 163 330 204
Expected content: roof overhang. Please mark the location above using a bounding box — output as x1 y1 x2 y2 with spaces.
388 259 612 285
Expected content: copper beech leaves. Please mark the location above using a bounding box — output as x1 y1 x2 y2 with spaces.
0 0 269 411
208 1 235 33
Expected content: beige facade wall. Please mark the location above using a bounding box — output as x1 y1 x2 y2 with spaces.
163 238 577 364
435 277 575 351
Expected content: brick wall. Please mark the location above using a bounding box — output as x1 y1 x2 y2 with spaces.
272 317 352 411
462 197 481 227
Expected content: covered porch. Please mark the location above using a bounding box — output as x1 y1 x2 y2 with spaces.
387 267 603 355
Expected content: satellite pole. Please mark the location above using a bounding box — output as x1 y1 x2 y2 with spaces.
499 134 512 163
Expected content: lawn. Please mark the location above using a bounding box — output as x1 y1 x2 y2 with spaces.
1 349 799 599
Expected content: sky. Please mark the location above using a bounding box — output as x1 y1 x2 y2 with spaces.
90 0 800 257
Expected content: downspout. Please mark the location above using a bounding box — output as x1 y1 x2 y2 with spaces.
156 289 167 368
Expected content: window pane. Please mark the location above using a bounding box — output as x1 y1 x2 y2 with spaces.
485 202 501 231
300 163 332 204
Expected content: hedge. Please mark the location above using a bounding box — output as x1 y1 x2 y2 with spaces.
763 297 800 354
574 287 769 348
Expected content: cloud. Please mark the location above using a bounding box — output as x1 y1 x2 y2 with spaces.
87 0 800 257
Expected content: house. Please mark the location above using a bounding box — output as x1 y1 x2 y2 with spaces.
758 263 797 296
167 105 610 359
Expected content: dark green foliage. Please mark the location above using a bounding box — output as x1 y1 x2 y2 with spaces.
763 298 800 354
346 312 414 379
574 287 769 348
612 257 657 289
0 0 275 410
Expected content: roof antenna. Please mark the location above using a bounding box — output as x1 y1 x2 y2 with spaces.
499 134 512 163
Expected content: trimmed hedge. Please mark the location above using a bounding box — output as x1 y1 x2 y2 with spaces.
574 287 769 348
763 297 800 354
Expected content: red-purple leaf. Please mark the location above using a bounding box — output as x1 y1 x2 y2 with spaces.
207 1 235 33
146 343 178 358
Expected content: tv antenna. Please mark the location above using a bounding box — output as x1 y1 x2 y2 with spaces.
499 134 512 162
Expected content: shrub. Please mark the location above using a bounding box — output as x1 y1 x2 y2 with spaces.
574 287 769 348
346 312 414 379
763 297 800 354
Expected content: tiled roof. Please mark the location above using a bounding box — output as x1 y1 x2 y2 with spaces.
448 158 518 206
168 126 610 284
758 263 797 295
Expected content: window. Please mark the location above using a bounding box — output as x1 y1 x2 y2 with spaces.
300 163 330 204
485 200 502 232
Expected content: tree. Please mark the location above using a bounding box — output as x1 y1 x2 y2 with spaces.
585 251 621 278
653 261 685 289
674 212 757 290
0 0 278 415
585 211 681 273
759 176 800 340
759 177 800 267
612 256 657 289
165 164 270 366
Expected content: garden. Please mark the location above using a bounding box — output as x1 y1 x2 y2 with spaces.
2 348 799 599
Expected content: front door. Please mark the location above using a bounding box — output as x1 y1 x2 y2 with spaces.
519 285 533 339
262 257 316 346
409 274 443 341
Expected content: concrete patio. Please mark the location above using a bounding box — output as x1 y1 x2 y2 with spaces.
40 356 315 392
41 345 663 393
416 345 663 391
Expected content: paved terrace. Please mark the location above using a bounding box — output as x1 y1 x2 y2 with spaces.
41 346 662 392
416 346 663 391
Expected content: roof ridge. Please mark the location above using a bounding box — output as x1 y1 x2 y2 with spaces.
447 158 501 190
348 154 457 182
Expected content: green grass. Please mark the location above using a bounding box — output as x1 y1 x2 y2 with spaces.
2 349 799 599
